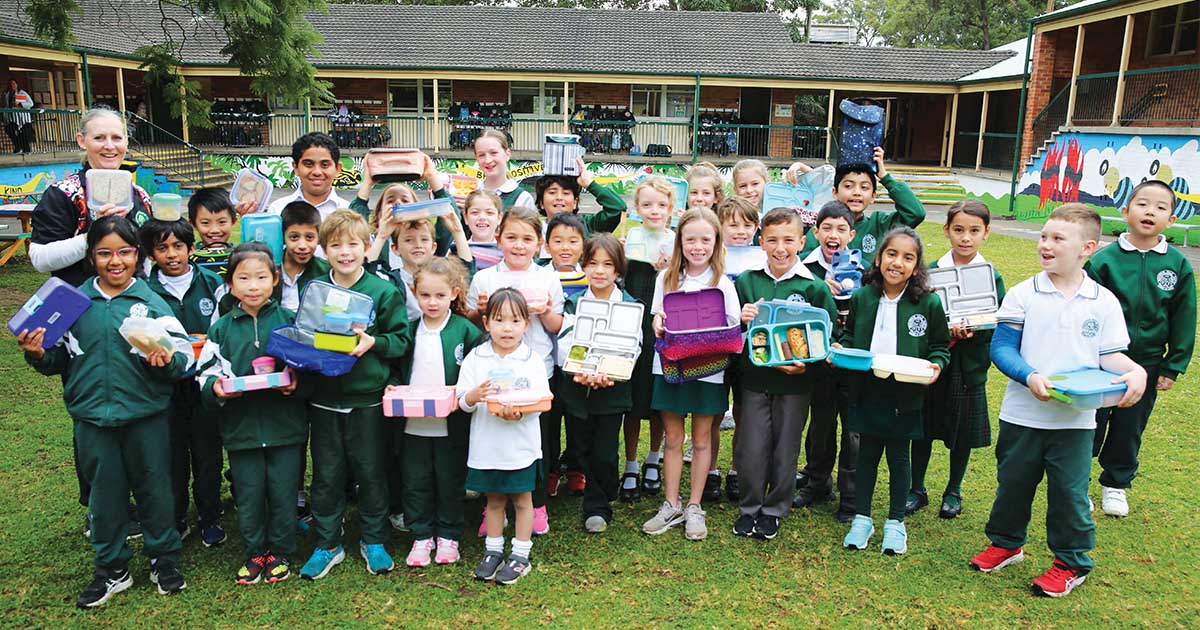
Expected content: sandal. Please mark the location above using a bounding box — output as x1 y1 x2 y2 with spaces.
640 462 662 494
939 492 963 519
619 472 641 502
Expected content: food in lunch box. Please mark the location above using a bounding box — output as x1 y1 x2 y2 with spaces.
751 330 767 347
787 327 809 360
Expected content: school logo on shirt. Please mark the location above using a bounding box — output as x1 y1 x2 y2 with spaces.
1156 270 1178 292
129 303 149 319
1081 318 1100 338
198 298 215 317
786 293 809 306
861 234 877 254
907 314 927 337
454 342 465 365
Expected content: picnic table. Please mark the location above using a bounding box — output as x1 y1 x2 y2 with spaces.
0 203 35 266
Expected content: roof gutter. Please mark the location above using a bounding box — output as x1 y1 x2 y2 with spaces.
1008 20 1035 217
1030 0 1126 25
0 33 147 64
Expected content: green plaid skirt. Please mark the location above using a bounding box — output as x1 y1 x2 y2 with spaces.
923 359 991 449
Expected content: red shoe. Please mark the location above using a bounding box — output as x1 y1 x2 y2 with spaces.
565 470 586 495
969 544 1024 573
547 471 562 498
1031 561 1087 598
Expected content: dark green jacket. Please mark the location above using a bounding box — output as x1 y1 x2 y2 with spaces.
556 289 652 418
392 313 483 440
1085 239 1196 379
145 264 226 335
26 278 190 427
840 284 950 413
273 256 331 305
310 270 411 408
199 300 310 451
734 266 840 395
800 174 925 257
930 259 1006 388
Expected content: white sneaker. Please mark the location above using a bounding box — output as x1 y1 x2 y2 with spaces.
1101 487 1129 517
406 538 434 567
719 412 736 431
682 443 694 464
1087 496 1094 512
683 503 707 541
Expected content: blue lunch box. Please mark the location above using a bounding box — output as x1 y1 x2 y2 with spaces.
7 277 91 349
266 280 374 376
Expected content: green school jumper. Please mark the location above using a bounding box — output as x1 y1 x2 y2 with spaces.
841 285 950 521
800 175 925 258
557 289 651 520
1085 236 1197 489
393 313 483 541
200 300 310 557
308 270 411 550
147 264 227 528
26 278 189 570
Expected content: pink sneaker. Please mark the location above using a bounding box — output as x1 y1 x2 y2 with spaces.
434 538 460 565
406 538 434 568
533 505 550 536
477 507 509 537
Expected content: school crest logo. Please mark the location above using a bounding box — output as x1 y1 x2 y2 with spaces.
786 293 809 306
1081 318 1100 338
454 343 465 364
198 298 215 317
1156 270 1178 292
907 314 928 337
129 303 149 319
861 234 877 254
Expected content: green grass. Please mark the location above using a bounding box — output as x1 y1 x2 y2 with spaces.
0 223 1197 628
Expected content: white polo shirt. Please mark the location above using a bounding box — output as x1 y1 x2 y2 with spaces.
996 271 1129 430
266 188 350 222
466 259 565 377
457 342 547 471
405 316 449 438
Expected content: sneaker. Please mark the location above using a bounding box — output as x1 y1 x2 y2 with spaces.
1101 487 1129 517
477 507 509 537
1087 495 1094 512
702 471 721 503
794 470 810 490
939 492 963 519
407 538 435 567
1031 561 1087 598
495 554 532 585
733 513 756 537
76 567 132 608
719 411 736 431
619 472 641 502
532 505 550 536
640 462 662 494
725 472 740 502
793 482 836 509
881 519 907 555
434 538 460 565
264 555 290 583
682 443 694 464
126 517 142 541
753 514 781 541
300 546 345 580
473 551 504 581
904 489 929 515
547 470 562 498
200 523 227 548
684 504 707 541
843 515 874 550
389 513 410 532
969 544 1025 573
176 520 192 541
236 553 269 585
642 501 685 535
565 470 586 495
149 559 187 595
584 515 608 533
360 540 395 575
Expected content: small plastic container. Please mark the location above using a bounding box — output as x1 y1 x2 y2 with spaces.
189 334 208 361
562 298 644 381
313 330 358 353
152 193 183 221
660 287 743 361
85 169 134 214
7 277 91 349
118 317 175 357
240 214 284 264
929 261 1000 330
252 356 276 375
487 390 554 417
383 385 458 418
830 347 874 371
391 197 455 222
448 175 479 199
230 168 274 213
518 287 549 314
321 312 358 335
624 226 673 264
543 134 585 176
365 148 424 183
747 302 831 366
871 353 936 384
762 182 816 213
221 369 292 393
1046 369 1127 411
487 368 515 391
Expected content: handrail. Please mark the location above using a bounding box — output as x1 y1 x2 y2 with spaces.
123 112 210 187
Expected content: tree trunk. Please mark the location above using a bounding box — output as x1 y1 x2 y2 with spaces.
979 0 991 49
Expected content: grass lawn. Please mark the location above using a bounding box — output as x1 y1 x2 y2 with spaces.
0 223 1197 628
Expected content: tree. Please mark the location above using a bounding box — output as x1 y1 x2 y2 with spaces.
825 0 888 46
22 0 335 127
879 0 1058 50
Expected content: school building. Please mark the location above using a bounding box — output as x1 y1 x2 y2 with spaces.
0 0 1195 222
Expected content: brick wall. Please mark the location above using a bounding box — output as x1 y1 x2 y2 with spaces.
330 78 387 115
453 80 508 103
768 88 796 159
209 77 258 100
575 82 630 107
1020 30 1059 164
699 85 739 110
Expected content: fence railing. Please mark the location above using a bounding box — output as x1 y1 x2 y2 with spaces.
124 112 211 187
1030 83 1072 154
953 131 1017 171
0 108 82 154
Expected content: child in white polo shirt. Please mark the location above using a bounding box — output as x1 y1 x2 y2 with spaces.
969 204 1146 598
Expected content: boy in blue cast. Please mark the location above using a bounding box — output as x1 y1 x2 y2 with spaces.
141 217 229 547
1084 180 1195 517
971 204 1146 598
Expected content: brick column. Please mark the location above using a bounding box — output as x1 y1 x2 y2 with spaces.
1020 31 1058 165
769 88 797 159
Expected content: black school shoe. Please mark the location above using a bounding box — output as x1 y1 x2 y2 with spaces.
640 462 662 495
939 492 963 519
725 473 740 502
150 559 187 595
794 470 810 490
834 503 856 523
793 482 836 509
702 472 722 503
905 489 929 515
732 513 756 537
76 567 133 608
753 515 781 540
619 472 641 502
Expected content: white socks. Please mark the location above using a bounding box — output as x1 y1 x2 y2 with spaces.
511 538 533 559
485 536 504 554
622 460 639 490
645 450 661 466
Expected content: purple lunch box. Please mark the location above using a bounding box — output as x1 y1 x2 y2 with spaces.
7 277 91 349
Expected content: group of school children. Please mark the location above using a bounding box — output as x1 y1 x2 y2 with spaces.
16 126 1194 609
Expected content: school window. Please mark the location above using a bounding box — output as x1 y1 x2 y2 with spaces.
631 84 662 117
510 81 571 116
387 80 452 114
665 85 695 119
1147 3 1199 56
271 96 303 112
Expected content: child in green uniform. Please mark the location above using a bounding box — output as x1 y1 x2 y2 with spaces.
470 129 535 209
839 227 950 555
18 216 190 607
354 149 464 256
908 200 1005 519
188 188 238 277
556 234 650 532
392 258 483 568
198 243 307 585
299 210 411 580
368 210 472 322
142 217 229 546
971 204 1146 598
1085 180 1195 516
277 201 329 312
534 158 626 238
792 147 925 259
733 208 839 541
542 212 588 497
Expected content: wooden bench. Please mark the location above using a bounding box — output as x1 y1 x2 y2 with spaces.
0 203 35 266
1100 215 1200 247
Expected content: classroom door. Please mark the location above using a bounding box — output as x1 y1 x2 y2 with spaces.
740 87 770 157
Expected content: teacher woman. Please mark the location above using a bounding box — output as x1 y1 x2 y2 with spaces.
29 106 152 286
